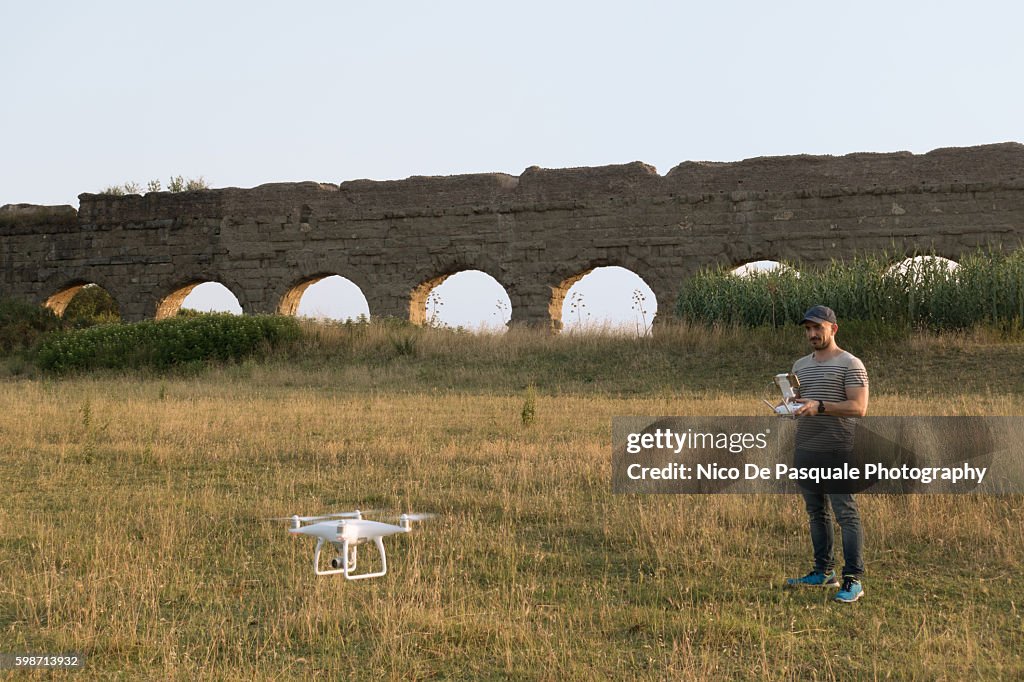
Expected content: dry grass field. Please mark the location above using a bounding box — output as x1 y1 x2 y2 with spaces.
1 324 1022 679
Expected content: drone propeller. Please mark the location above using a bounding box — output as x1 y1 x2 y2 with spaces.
387 512 437 523
269 510 374 523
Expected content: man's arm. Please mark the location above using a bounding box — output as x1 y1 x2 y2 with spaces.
794 384 869 417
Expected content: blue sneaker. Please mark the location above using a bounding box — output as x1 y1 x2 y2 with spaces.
833 576 864 603
786 569 839 588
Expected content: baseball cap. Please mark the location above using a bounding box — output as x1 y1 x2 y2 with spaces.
799 305 837 325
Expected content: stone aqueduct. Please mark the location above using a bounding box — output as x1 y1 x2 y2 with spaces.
3 143 1024 329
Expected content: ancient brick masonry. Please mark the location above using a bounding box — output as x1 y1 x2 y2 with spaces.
2 143 1023 328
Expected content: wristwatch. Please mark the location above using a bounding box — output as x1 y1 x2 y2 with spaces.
817 400 826 414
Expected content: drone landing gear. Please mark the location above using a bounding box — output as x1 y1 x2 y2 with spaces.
313 537 387 580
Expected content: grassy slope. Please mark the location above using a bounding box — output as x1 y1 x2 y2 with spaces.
259 320 1024 398
0 324 1022 679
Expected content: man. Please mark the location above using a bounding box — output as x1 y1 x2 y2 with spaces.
784 305 869 603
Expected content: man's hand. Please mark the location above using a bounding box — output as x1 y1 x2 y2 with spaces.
791 398 820 417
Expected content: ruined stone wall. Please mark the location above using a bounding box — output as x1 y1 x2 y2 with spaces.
2 143 1023 326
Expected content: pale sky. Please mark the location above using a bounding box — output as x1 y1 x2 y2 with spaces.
3 1 1020 326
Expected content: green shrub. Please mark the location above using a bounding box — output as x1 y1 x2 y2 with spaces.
35 314 301 374
62 285 120 328
0 298 61 354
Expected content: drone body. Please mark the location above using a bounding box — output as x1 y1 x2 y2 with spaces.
278 510 431 580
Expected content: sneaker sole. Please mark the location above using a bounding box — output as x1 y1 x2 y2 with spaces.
834 588 865 603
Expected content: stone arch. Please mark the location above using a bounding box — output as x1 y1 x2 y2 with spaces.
155 278 244 319
278 273 371 320
44 279 121 319
409 265 512 329
279 272 333 316
45 280 93 317
550 263 658 334
549 258 632 330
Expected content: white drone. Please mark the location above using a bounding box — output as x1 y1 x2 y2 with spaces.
275 510 434 580
763 372 803 417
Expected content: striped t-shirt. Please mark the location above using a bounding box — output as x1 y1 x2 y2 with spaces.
792 351 869 452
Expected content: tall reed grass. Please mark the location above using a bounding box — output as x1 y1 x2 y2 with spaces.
676 249 1024 330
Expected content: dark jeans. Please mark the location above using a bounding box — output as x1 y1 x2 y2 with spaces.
801 492 864 578
795 448 865 578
